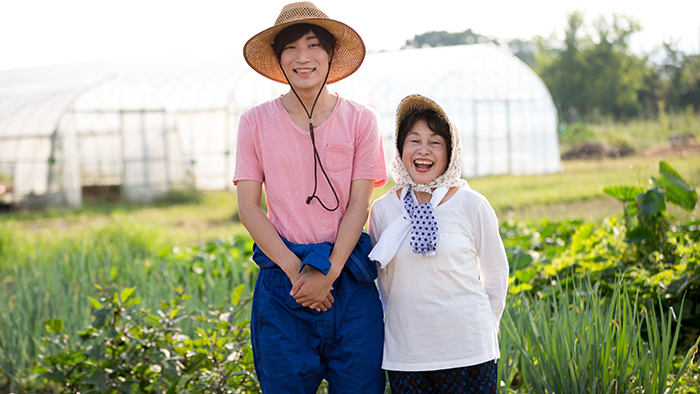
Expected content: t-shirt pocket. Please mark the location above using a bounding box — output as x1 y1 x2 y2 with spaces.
324 142 354 172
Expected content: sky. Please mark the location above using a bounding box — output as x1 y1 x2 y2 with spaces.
1 0 699 72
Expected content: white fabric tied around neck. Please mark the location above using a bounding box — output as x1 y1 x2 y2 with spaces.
369 186 448 269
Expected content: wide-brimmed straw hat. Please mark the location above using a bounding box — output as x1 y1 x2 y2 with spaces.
243 2 366 85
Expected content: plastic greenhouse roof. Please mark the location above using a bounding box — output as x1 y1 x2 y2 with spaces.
0 43 556 140
349 44 554 113
0 54 265 140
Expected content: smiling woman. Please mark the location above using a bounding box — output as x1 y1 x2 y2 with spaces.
369 94 509 394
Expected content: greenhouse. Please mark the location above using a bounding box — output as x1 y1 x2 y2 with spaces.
350 44 561 178
0 44 560 208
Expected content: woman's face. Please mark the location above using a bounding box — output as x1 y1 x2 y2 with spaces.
401 119 448 184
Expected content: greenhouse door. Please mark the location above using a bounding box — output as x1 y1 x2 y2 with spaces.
473 100 511 176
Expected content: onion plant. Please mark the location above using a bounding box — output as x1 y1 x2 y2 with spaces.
501 277 700 393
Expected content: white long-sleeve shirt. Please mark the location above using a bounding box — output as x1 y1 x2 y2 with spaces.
369 187 509 371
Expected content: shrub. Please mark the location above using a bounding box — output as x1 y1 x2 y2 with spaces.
604 161 698 266
32 285 259 393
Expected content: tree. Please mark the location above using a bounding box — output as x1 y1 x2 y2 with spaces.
679 53 700 111
581 14 647 119
506 38 538 67
403 29 496 49
537 11 587 122
536 12 649 121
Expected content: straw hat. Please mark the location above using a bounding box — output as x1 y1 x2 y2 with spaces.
396 95 451 133
243 2 366 85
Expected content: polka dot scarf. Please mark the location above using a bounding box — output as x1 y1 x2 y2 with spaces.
404 188 439 256
370 94 471 263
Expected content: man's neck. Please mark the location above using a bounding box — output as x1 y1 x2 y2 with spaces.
281 88 337 131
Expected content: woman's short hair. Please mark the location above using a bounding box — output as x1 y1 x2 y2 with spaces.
272 23 337 61
397 108 452 165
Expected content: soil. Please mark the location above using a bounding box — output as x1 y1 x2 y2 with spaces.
642 143 700 159
561 142 636 160
562 141 700 160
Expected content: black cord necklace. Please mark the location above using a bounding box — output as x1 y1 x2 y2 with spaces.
279 60 340 212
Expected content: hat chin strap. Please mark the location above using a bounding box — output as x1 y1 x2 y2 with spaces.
279 60 339 212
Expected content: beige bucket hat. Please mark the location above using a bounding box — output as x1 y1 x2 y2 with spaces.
243 2 366 85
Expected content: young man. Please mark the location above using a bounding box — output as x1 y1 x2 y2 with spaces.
234 2 387 393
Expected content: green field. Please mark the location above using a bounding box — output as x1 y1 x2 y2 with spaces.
2 151 699 393
4 155 698 246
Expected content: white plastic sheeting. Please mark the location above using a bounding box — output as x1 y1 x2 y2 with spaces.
0 64 189 207
0 44 560 208
350 45 561 177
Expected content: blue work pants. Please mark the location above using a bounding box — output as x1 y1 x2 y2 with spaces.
251 267 385 393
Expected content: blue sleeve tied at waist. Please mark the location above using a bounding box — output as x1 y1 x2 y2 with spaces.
252 232 377 283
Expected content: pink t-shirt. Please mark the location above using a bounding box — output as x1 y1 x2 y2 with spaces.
234 95 387 245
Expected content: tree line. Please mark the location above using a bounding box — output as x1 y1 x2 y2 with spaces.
404 12 700 123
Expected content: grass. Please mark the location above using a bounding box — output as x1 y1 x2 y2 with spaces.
2 155 699 246
471 156 700 223
2 191 246 247
1 148 699 392
558 109 700 153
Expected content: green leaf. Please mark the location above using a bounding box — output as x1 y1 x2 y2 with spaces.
88 296 103 309
637 188 666 219
570 223 594 253
626 225 654 243
509 283 533 293
514 266 537 284
86 344 104 361
231 284 245 306
169 308 181 320
125 297 141 307
120 287 136 303
216 337 230 348
31 365 49 374
118 381 139 394
44 318 64 334
83 370 107 385
508 249 533 271
91 307 110 328
146 314 160 325
77 327 98 340
41 370 68 383
653 161 698 211
604 186 644 202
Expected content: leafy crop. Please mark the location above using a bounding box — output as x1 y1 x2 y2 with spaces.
604 161 698 266
33 285 259 394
